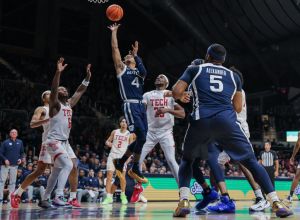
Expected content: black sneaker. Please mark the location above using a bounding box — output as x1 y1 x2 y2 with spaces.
38 199 57 209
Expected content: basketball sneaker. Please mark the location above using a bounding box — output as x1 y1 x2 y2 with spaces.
130 182 144 203
249 197 270 212
139 194 147 203
173 199 191 217
282 195 293 208
272 201 293 218
10 193 21 208
52 196 66 206
38 199 57 209
102 195 113 205
207 195 235 213
128 164 148 184
195 188 219 210
120 193 128 205
68 198 81 208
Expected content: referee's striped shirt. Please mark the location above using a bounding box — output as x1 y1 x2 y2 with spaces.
259 150 278 167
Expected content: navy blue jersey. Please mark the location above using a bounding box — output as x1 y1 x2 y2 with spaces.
117 56 147 101
180 63 241 119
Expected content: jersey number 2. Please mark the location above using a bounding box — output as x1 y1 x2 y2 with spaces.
131 77 140 88
210 75 223 92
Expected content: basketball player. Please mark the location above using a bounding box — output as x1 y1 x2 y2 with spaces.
283 132 300 207
102 117 135 205
172 44 292 217
38 57 91 208
108 23 149 183
139 74 185 184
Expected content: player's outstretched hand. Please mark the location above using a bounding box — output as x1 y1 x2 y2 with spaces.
180 92 191 103
132 41 139 56
108 23 120 32
86 64 92 79
57 57 68 72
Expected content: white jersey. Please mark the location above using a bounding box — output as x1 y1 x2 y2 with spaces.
237 90 250 137
41 106 50 142
47 102 72 140
143 90 177 131
110 129 130 157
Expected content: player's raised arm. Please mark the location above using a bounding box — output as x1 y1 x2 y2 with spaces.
108 23 125 75
131 41 147 78
105 130 116 148
30 107 49 128
69 64 91 108
49 57 68 117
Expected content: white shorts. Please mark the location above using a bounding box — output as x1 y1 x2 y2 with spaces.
218 151 231 166
107 153 123 172
39 143 52 164
44 139 76 161
144 129 175 152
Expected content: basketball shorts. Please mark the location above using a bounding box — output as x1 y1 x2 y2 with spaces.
107 153 124 172
122 102 148 134
39 143 52 164
44 139 76 161
182 110 254 162
143 129 175 154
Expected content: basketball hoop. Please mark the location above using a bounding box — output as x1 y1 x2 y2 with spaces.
87 0 109 4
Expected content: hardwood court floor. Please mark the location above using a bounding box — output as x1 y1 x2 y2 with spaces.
0 201 299 220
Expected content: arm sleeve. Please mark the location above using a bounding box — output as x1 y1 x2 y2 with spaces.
179 66 200 85
233 72 242 91
134 56 147 78
0 142 7 161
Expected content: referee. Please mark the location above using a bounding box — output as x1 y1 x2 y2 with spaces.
258 142 279 188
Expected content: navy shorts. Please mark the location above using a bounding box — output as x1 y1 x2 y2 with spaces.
182 110 255 161
123 102 148 134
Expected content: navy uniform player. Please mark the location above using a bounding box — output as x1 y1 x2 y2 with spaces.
108 23 148 183
172 44 292 218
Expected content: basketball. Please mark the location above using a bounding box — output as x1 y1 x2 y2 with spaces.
106 4 123 22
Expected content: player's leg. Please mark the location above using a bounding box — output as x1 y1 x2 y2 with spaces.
174 120 209 217
159 131 179 184
120 171 128 204
284 167 300 207
128 104 148 183
216 111 292 217
139 131 157 172
103 155 115 204
0 165 9 202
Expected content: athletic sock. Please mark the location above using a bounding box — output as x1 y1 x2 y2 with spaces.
69 192 77 200
267 191 280 203
254 189 264 199
290 191 294 197
179 187 190 201
14 187 25 197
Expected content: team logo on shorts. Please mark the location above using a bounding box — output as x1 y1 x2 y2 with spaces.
190 181 203 196
128 125 135 132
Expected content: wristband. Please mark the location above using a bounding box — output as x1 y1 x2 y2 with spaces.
82 79 90 87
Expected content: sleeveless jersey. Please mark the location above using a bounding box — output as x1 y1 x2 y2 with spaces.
47 102 72 140
180 63 242 120
42 106 50 142
110 129 130 157
143 90 176 131
117 66 144 100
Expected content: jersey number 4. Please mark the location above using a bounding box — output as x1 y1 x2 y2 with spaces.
210 75 223 92
131 77 140 88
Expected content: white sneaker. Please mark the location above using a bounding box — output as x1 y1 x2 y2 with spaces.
52 196 66 206
282 195 293 208
249 197 270 211
139 194 147 203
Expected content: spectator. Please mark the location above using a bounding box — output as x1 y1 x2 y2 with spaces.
0 129 25 202
85 169 99 202
77 169 88 202
78 156 90 173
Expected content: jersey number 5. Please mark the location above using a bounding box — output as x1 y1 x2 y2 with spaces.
131 77 140 88
210 75 223 92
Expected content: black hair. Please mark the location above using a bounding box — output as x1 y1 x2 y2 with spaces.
230 66 244 86
119 116 126 124
207 43 226 62
191 58 205 66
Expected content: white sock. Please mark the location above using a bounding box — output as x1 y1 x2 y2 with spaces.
267 191 279 202
179 187 190 201
107 193 113 198
121 192 125 196
14 187 25 197
254 189 264 199
69 192 77 200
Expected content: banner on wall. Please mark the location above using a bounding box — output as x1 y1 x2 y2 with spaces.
142 176 300 201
